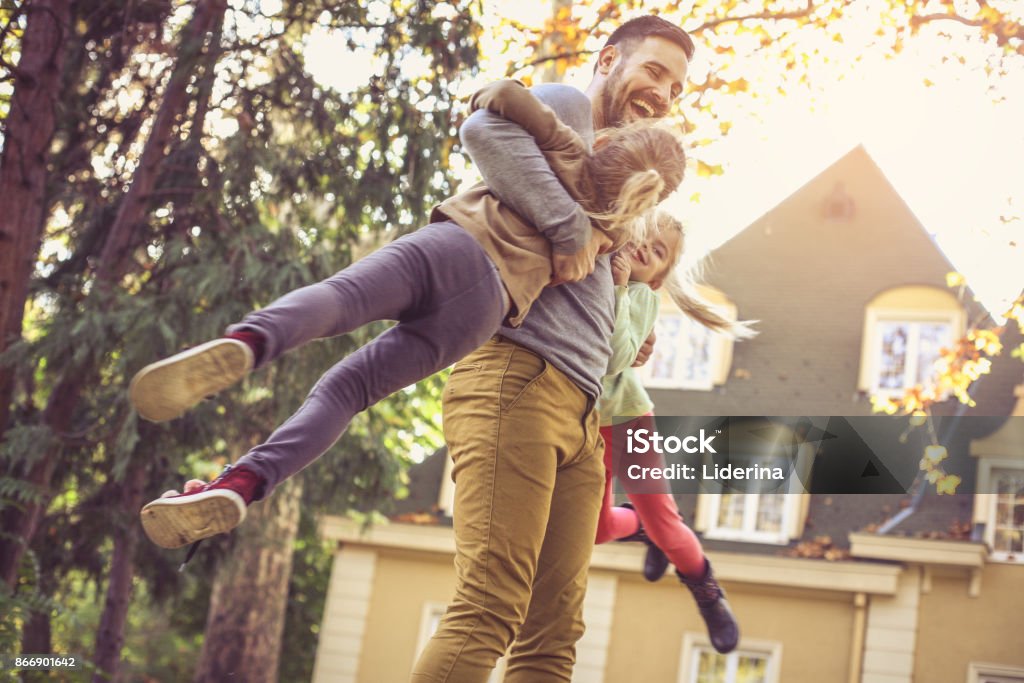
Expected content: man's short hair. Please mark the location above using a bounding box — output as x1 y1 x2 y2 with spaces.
605 15 695 61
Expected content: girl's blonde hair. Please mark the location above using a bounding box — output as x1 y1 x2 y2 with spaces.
581 122 686 249
651 212 758 339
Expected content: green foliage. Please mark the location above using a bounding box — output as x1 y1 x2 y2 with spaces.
1 0 483 675
0 550 58 682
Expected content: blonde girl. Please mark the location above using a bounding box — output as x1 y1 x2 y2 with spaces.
596 212 754 654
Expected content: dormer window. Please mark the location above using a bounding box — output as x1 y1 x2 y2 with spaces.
858 286 965 397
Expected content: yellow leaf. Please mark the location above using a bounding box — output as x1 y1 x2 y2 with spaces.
727 78 749 94
923 78 935 87
936 474 962 495
870 395 899 415
945 271 966 287
696 160 724 177
924 445 948 464
970 330 1002 355
719 121 733 135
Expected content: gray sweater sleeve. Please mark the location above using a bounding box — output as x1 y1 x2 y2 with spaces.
458 83 594 255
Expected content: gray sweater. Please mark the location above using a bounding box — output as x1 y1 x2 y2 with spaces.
458 84 615 400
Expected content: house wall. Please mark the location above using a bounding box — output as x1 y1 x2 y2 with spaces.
358 548 456 683
605 576 856 682
914 564 1024 683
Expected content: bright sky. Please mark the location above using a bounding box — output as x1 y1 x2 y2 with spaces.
305 0 1023 318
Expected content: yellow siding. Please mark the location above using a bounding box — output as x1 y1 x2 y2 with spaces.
357 549 456 683
914 564 1024 683
605 577 855 682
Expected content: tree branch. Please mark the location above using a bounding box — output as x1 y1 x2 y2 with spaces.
910 13 985 29
689 0 816 35
505 49 596 77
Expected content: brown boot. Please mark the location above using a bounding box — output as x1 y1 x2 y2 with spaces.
678 559 739 653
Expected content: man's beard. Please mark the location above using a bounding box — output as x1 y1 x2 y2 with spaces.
600 64 630 128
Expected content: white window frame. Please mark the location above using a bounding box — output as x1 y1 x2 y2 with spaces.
967 661 1024 682
700 493 801 545
865 309 959 397
438 455 455 518
639 310 720 391
415 602 507 681
678 632 782 683
976 458 1024 563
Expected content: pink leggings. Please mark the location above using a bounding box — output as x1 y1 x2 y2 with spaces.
595 414 706 579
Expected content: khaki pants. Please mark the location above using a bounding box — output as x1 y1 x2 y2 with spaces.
411 337 605 683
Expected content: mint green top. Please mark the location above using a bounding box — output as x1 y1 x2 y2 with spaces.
597 282 659 426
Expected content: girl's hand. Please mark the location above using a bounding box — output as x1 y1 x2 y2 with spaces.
611 253 631 286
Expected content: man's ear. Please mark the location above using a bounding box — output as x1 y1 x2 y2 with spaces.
595 44 621 75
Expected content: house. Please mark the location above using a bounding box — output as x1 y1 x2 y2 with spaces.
310 146 1024 683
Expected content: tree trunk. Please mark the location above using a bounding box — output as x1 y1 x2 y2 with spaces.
20 604 52 656
0 0 71 434
538 0 573 83
193 476 303 683
95 0 226 283
0 0 228 590
91 462 148 682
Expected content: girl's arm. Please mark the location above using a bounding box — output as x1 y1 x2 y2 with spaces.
469 80 586 156
605 264 660 377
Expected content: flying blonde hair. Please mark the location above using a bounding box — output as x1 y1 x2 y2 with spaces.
648 212 758 339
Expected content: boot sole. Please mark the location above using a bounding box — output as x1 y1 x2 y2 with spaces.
140 489 247 548
129 339 254 422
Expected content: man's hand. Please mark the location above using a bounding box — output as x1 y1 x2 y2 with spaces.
611 253 631 287
550 232 612 286
632 329 656 367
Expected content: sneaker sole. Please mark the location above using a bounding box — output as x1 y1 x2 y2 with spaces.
129 339 254 422
140 489 247 548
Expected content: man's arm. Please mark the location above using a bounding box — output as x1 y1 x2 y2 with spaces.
458 84 593 256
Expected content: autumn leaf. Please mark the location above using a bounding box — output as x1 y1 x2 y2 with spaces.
696 160 724 177
870 395 900 415
936 474 962 495
924 445 948 464
726 77 749 94
970 329 1003 355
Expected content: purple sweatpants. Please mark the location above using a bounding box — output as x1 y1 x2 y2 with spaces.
232 221 507 498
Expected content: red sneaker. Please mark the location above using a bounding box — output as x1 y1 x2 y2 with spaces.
140 465 264 549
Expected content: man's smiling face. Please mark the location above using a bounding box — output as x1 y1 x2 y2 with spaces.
600 35 689 127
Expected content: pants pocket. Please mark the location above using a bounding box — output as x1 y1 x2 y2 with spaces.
499 346 549 413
